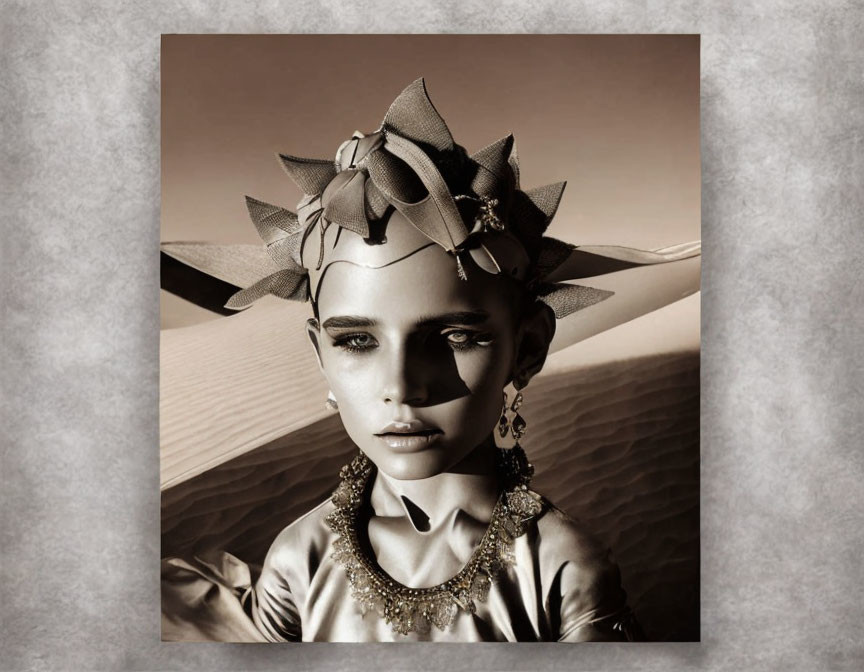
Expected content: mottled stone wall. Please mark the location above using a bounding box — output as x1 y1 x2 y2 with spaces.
3 2 863 670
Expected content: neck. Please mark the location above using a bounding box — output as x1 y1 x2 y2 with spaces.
370 436 500 528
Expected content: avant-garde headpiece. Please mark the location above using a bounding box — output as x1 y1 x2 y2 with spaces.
217 78 699 319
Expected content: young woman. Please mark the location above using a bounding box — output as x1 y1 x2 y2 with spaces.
161 78 699 642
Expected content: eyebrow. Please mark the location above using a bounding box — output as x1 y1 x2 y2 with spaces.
416 310 490 327
321 310 490 331
321 316 377 329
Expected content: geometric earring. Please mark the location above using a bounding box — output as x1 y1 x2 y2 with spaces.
497 391 510 438
509 390 526 442
497 388 527 443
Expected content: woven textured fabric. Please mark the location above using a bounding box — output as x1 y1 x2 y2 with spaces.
244 197 307 268
381 78 454 152
271 230 305 269
225 269 308 309
364 179 390 220
534 237 576 279
523 182 567 224
245 197 302 241
470 135 515 197
508 142 521 187
321 170 370 237
365 146 428 204
210 77 700 317
278 154 338 195
377 133 468 252
506 191 553 256
536 283 615 319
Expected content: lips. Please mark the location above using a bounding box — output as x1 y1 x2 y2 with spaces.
375 420 443 452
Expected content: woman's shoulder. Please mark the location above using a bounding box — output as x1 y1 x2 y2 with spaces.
530 495 635 640
531 495 620 579
262 497 337 570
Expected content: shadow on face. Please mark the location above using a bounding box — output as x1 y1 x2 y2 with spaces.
306 243 540 479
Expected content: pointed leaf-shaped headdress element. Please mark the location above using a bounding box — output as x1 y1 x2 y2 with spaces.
245 196 305 267
278 154 338 195
221 78 700 319
381 78 455 152
470 134 516 198
321 169 371 238
367 132 468 252
224 266 309 309
524 182 567 229
535 283 615 319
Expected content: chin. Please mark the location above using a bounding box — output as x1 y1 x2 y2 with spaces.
368 450 451 481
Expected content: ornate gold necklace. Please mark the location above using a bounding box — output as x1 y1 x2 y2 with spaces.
325 445 544 636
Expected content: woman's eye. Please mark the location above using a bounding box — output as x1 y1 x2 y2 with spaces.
443 330 493 350
333 333 377 352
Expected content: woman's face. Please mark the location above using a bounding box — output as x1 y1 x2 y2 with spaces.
310 246 523 480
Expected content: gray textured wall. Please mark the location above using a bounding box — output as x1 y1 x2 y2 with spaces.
2 1 863 670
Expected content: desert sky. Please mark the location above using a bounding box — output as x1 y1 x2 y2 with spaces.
160 34 700 339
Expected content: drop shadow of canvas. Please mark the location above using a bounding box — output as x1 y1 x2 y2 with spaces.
161 352 699 642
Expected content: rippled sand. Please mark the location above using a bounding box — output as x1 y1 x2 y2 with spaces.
161 337 699 641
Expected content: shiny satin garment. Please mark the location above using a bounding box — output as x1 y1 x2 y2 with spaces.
253 477 638 642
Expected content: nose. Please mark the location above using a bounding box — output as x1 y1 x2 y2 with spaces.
379 339 430 406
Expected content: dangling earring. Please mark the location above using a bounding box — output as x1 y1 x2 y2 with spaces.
510 388 526 442
497 386 527 445
325 390 339 411
498 391 510 438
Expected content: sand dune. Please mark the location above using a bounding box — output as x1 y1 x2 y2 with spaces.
161 350 699 641
160 296 328 488
160 272 700 642
526 353 699 642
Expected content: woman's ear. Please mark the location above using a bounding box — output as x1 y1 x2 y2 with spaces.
512 302 556 389
306 318 326 373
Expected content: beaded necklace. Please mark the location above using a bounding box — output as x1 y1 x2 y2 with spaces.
325 445 544 636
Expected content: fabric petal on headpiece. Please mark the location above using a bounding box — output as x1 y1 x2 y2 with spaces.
535 282 615 319
364 179 390 220
277 154 338 195
365 149 427 203
505 182 567 256
370 132 468 251
244 196 307 267
508 141 521 188
525 182 567 225
467 233 530 280
335 131 385 171
161 247 246 316
543 240 702 283
273 232 305 268
245 196 303 242
577 241 702 263
505 191 550 257
321 170 371 238
470 134 515 196
224 269 309 310
534 236 576 279
161 242 276 290
381 78 454 152
467 243 502 274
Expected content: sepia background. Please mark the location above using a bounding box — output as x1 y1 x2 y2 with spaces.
161 34 699 330
160 34 701 642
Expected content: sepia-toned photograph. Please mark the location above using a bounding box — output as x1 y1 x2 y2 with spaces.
159 34 701 642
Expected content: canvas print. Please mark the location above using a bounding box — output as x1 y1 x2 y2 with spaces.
160 35 701 642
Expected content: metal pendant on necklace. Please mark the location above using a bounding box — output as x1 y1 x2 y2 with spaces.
324 447 543 636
